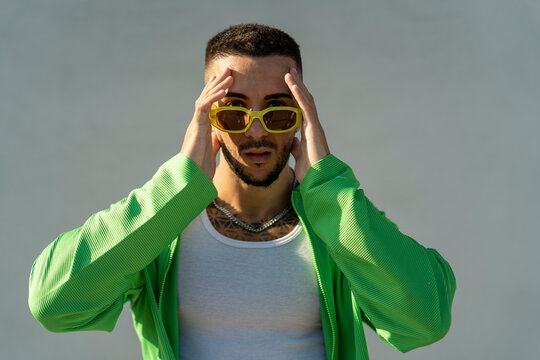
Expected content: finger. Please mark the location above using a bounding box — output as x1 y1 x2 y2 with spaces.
198 76 234 110
290 136 301 160
218 66 231 79
286 78 310 112
200 67 231 97
210 75 234 101
290 68 312 99
207 89 227 105
214 74 234 91
201 75 218 94
203 75 233 100
284 73 303 104
210 67 231 85
284 72 295 89
206 68 231 91
211 129 221 158
285 72 311 110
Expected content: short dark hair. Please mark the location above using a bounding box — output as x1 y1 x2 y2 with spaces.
205 23 302 74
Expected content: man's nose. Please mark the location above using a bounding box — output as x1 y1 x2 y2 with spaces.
244 116 268 138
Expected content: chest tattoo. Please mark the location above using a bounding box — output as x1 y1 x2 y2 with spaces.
206 203 300 241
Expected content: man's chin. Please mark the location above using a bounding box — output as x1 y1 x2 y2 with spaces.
232 164 282 187
221 145 290 188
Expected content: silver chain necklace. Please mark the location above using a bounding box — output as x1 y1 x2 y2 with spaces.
212 200 292 233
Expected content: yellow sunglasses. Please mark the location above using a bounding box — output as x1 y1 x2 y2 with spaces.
209 105 302 133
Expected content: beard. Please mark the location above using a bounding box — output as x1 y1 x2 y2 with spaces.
220 139 293 187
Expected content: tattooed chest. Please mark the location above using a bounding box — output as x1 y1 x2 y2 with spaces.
206 206 299 241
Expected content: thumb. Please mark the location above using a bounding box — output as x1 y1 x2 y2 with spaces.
290 137 301 160
211 130 221 159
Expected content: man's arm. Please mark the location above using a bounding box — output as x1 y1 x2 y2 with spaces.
286 68 455 351
299 155 456 352
28 153 216 332
28 66 234 333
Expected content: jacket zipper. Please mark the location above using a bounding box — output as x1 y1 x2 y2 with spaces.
158 241 176 311
144 267 176 360
154 241 177 360
293 197 337 360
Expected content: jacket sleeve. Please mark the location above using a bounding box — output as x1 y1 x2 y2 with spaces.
298 155 456 353
28 153 217 332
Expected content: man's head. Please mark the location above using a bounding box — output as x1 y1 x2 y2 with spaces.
205 24 303 187
205 23 302 78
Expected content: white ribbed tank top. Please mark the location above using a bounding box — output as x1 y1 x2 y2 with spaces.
176 210 326 360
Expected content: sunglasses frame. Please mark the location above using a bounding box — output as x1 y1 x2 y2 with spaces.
209 106 302 133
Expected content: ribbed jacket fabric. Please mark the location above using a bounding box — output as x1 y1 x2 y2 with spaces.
28 153 456 359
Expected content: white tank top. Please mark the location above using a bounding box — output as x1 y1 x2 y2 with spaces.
177 210 326 360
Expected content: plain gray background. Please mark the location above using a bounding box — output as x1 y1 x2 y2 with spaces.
1 0 539 359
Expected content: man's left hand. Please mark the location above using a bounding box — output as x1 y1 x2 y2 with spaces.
285 68 330 183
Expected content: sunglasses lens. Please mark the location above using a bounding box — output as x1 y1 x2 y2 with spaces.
263 110 297 131
216 110 249 131
213 108 298 132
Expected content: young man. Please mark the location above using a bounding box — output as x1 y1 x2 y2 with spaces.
29 24 456 359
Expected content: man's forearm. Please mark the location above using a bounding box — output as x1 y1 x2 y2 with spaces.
298 154 456 352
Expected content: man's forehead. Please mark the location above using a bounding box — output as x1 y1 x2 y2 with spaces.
205 55 297 82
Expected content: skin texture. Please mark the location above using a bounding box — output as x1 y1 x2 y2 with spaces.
180 55 330 240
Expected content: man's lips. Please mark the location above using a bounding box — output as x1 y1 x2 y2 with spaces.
243 148 272 163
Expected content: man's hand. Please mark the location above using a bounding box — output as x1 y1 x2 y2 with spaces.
285 68 330 183
180 68 233 179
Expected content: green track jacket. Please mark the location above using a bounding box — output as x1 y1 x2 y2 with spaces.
29 153 456 359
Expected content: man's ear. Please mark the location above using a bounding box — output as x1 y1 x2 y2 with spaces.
212 127 224 144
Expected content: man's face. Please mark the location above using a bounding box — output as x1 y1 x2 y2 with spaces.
205 55 299 187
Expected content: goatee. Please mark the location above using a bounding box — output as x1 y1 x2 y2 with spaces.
221 139 292 187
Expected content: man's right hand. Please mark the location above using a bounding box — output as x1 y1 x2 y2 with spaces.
180 67 233 179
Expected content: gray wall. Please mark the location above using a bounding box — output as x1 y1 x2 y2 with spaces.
2 1 539 359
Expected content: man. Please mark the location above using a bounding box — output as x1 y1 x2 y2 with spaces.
29 24 456 359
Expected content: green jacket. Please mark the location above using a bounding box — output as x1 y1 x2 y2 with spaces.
29 153 456 359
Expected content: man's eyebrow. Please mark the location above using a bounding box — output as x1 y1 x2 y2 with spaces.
264 93 293 100
223 92 293 100
223 92 247 99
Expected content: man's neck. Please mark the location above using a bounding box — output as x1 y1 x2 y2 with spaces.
212 162 295 223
